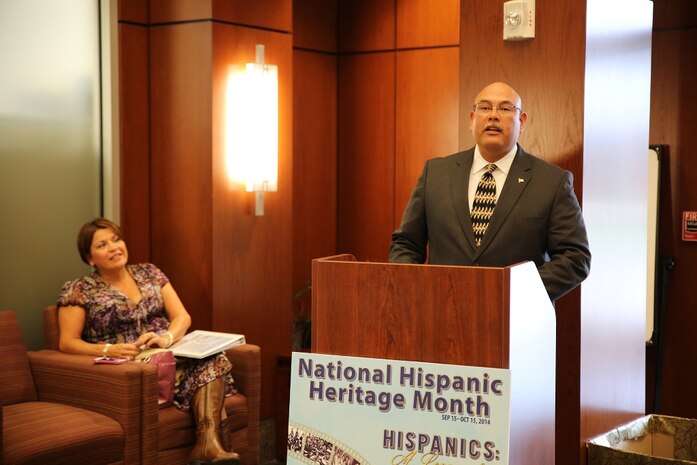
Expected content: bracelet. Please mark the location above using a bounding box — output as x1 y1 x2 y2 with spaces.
165 332 174 348
103 343 112 357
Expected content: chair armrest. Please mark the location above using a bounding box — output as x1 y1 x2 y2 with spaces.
225 344 260 402
1 393 4 463
29 350 142 419
139 358 160 465
226 343 261 463
28 350 146 465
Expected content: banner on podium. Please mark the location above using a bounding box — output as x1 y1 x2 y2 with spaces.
287 352 511 465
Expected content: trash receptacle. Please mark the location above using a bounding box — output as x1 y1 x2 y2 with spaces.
587 414 697 464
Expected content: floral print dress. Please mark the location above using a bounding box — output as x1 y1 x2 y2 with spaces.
57 262 235 411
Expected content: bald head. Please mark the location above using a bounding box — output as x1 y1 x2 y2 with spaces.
474 82 523 110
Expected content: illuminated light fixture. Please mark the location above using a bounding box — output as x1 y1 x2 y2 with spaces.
225 44 278 216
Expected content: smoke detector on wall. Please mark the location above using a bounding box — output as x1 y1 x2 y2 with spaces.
503 0 535 41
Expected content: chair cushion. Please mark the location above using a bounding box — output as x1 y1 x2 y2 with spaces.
157 406 195 451
225 392 249 431
0 311 37 404
3 401 124 465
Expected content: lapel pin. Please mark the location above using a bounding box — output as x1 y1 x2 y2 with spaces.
518 178 524 183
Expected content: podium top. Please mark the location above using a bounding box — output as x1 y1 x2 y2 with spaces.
311 256 553 367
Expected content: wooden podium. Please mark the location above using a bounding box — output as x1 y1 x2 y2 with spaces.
312 254 556 465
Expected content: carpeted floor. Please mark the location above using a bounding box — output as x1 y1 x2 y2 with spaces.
260 416 282 464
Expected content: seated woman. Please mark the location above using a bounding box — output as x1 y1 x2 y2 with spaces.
57 217 239 465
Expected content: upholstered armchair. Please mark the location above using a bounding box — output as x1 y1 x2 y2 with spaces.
1 309 144 465
43 305 261 465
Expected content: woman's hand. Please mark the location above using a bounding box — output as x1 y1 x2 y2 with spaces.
135 331 172 349
105 342 141 360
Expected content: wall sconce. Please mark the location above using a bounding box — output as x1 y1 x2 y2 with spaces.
225 44 278 216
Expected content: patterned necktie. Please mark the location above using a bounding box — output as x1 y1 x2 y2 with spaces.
471 163 497 247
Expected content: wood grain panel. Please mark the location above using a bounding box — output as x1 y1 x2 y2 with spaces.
292 50 338 297
338 53 395 261
149 22 214 330
293 0 338 52
459 0 504 152
118 23 151 263
148 0 292 31
395 47 459 227
338 0 396 53
210 23 293 419
213 0 292 32
460 0 585 175
396 0 459 49
653 0 697 29
313 260 507 366
649 27 697 419
649 33 681 149
119 0 149 23
149 0 212 23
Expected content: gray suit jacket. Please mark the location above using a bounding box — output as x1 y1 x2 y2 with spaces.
389 146 591 301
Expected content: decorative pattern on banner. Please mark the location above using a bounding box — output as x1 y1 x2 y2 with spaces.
288 421 369 465
288 353 511 465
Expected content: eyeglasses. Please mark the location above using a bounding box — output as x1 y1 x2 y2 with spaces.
472 102 522 116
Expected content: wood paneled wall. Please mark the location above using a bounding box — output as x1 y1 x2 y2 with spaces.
150 20 215 329
337 52 396 260
292 0 338 306
118 0 293 419
119 2 150 263
649 0 697 418
337 0 460 261
395 48 460 216
292 49 337 307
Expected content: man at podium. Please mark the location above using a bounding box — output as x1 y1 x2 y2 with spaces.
389 81 591 302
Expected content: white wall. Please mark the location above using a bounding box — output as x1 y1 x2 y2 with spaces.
0 0 102 349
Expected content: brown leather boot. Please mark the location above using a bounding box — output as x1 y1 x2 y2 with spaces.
219 416 232 453
188 378 241 465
